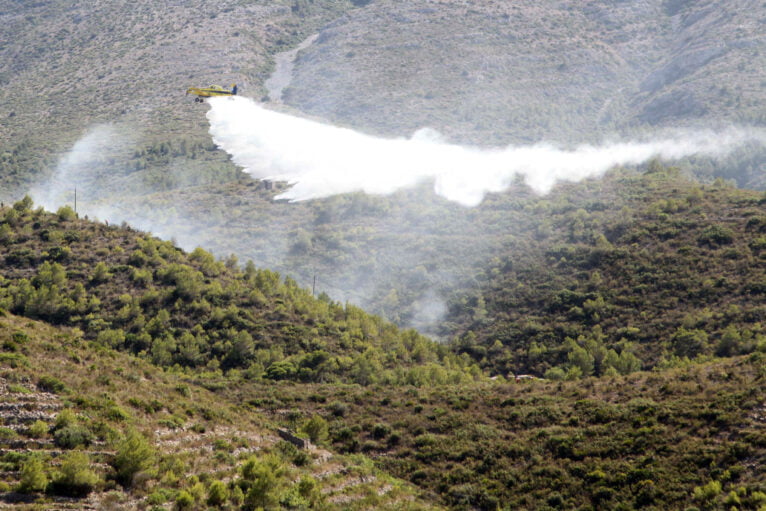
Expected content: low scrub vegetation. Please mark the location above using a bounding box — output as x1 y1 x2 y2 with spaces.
0 197 484 386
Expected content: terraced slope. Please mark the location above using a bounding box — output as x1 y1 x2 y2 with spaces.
0 312 439 509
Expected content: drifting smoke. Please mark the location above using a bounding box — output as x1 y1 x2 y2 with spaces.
31 124 134 212
207 96 766 206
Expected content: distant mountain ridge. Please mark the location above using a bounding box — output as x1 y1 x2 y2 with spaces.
2 0 765 196
285 0 766 147
0 0 359 196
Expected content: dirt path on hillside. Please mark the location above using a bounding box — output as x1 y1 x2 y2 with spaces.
264 33 319 103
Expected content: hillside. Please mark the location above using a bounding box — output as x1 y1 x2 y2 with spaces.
441 166 766 378
3 266 764 511
0 197 484 386
283 0 766 190
0 312 438 510
4 2 766 509
3 0 766 336
3 0 766 198
0 0 361 197
59 163 766 357
211 354 766 510
285 0 766 144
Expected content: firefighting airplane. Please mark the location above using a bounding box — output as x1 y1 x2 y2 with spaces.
186 84 238 102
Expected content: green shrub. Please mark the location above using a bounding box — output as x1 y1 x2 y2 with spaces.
698 225 734 246
242 456 283 510
693 480 722 502
113 429 157 487
11 332 29 344
7 383 31 394
54 409 78 429
328 401 349 417
207 479 229 506
371 422 391 439
26 420 49 438
106 405 131 422
0 352 29 367
0 427 17 440
38 375 67 394
300 415 328 444
175 490 194 510
50 451 100 497
54 424 93 449
17 456 47 493
147 489 173 505
56 205 77 221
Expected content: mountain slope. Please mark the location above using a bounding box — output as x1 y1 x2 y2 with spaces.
3 0 766 199
4 275 765 511
0 0 360 197
224 354 766 510
285 0 766 145
443 166 766 377
0 312 439 510
3 0 766 336
66 163 766 366
0 197 484 386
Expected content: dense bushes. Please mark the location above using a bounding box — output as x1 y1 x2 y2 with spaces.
253 355 766 510
443 168 766 376
0 198 485 386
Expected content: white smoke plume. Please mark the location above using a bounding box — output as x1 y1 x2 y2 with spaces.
31 124 134 212
207 96 765 206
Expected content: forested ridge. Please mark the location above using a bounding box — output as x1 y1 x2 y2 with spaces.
445 165 766 378
0 196 483 386
5 165 766 385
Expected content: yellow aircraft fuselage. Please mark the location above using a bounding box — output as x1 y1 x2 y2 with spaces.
186 84 237 102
